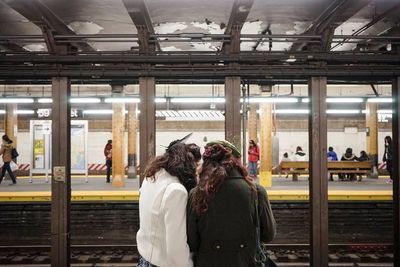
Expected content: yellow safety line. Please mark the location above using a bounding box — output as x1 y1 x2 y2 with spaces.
0 190 393 202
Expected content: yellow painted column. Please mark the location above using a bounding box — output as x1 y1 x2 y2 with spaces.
111 85 125 187
127 103 138 178
259 103 272 187
248 103 258 143
5 104 17 147
366 102 378 177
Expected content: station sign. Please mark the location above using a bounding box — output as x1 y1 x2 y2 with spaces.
36 108 83 119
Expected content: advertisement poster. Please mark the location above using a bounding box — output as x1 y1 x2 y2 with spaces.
71 124 86 170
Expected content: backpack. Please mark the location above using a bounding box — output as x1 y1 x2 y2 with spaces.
11 148 19 159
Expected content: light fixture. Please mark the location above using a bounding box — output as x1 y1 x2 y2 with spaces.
104 97 140 103
70 98 101 103
302 98 310 103
155 98 167 103
0 98 34 103
248 97 298 103
170 97 225 103
16 110 35 115
327 109 360 114
83 109 113 114
377 109 393 114
326 98 363 103
367 98 392 103
38 98 53 103
0 110 5 114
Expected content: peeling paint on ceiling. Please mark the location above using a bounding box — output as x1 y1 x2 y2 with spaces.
162 46 183 51
241 20 263 34
23 44 46 52
154 22 188 34
68 21 104 34
285 21 310 34
190 42 219 51
191 21 224 34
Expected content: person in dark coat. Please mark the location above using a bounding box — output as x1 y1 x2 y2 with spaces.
0 134 17 185
356 150 370 181
187 140 276 267
383 136 393 183
104 140 112 183
327 146 338 181
340 147 358 181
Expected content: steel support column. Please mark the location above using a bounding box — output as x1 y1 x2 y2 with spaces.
225 76 241 151
4 104 17 148
127 103 138 178
366 102 379 178
51 77 71 267
308 76 328 267
111 84 125 187
139 77 155 185
392 77 400 267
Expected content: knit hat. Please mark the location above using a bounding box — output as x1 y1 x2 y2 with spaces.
206 140 241 158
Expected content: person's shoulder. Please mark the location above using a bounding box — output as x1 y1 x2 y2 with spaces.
165 182 188 198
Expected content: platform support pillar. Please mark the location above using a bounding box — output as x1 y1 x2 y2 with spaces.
259 98 272 187
111 84 125 187
139 77 155 186
4 104 17 148
308 76 328 267
392 77 400 267
225 76 241 152
366 102 378 178
51 77 71 267
127 103 138 179
248 103 258 143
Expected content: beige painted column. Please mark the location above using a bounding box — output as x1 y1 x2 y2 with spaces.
127 103 138 178
111 85 125 187
366 102 378 177
259 103 272 187
248 103 258 143
5 104 17 146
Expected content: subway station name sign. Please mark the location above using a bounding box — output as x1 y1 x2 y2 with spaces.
36 108 83 119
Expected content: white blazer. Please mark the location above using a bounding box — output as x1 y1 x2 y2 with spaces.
137 168 193 267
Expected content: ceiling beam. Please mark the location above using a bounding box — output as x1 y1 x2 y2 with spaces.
222 0 254 53
122 0 160 53
3 0 95 52
291 0 370 52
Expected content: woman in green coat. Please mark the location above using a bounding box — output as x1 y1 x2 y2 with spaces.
187 140 276 267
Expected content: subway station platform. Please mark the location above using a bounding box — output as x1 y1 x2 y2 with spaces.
0 175 393 202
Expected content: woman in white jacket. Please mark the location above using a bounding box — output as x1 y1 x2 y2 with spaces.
137 140 201 267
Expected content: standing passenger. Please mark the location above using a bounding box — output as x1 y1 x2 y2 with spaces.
247 140 260 179
383 136 393 184
137 137 199 267
104 140 112 183
0 134 17 185
188 140 276 267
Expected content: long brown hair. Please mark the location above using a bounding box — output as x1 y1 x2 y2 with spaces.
191 143 254 215
143 142 199 192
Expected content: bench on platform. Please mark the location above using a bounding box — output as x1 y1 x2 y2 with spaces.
279 161 373 181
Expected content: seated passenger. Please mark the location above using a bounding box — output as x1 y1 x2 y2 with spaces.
187 140 276 267
294 146 307 161
340 147 357 181
327 146 338 181
137 136 200 267
356 150 370 181
280 152 290 178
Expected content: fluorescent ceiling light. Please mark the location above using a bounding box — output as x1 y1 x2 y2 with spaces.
327 109 360 114
0 110 5 114
83 109 112 115
155 98 167 103
0 98 34 103
17 109 35 115
38 98 53 103
302 98 310 103
378 109 393 114
104 97 140 103
170 97 225 103
70 98 101 103
367 98 392 103
248 97 298 103
326 98 363 103
273 109 309 114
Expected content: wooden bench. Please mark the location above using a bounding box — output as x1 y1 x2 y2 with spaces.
279 161 373 181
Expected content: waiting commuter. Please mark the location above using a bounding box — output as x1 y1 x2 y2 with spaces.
383 136 393 184
327 147 338 181
280 152 290 178
0 134 17 185
356 150 370 182
187 140 276 267
104 140 112 183
247 139 260 178
137 136 199 267
294 146 307 161
340 147 357 181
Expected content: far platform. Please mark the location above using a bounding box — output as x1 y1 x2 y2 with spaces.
0 175 393 202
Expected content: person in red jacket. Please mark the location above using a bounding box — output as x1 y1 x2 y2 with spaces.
247 139 260 178
104 140 112 183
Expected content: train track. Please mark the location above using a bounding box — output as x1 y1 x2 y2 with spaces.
0 244 393 266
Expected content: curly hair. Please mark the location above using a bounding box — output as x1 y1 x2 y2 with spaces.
191 143 255 215
143 142 200 192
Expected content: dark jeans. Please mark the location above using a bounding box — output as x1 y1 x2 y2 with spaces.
387 160 393 180
106 159 112 182
138 255 158 267
0 162 17 184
